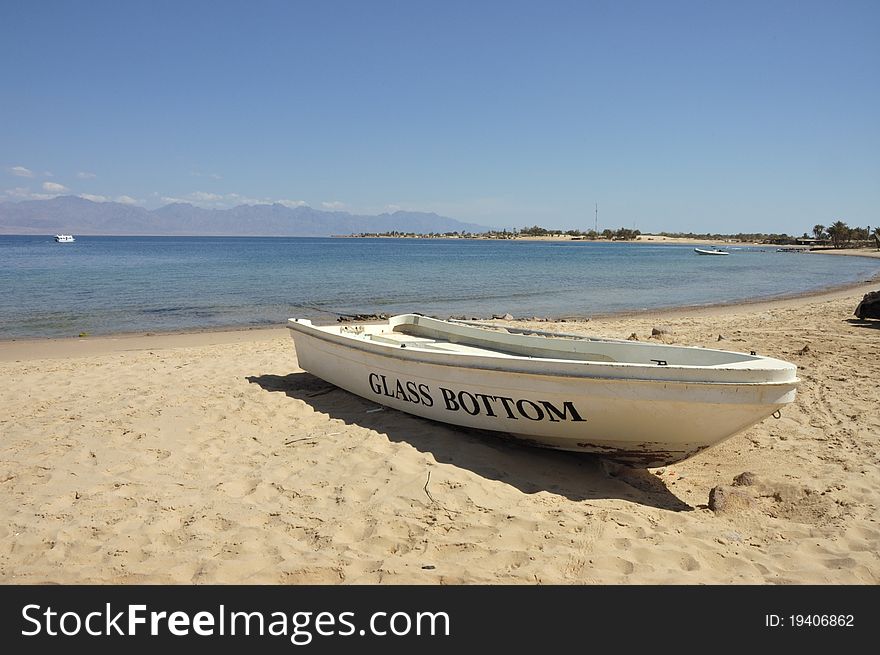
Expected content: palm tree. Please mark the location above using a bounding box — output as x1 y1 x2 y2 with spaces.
812 224 826 240
850 226 869 241
827 220 851 249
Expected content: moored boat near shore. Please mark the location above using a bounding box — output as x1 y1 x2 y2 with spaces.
288 314 798 466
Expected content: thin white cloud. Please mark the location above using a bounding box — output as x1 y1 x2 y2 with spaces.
277 199 307 208
4 187 34 198
160 192 234 207
78 192 140 205
322 201 346 210
227 193 276 206
156 191 308 209
151 191 312 209
76 171 97 179
384 204 402 212
42 181 69 193
160 195 190 205
79 193 108 202
9 166 34 178
3 186 55 200
216 193 257 206
190 191 224 202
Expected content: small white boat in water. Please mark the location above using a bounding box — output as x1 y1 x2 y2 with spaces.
287 314 798 466
694 247 727 255
54 234 75 243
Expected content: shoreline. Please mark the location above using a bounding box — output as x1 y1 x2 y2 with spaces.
340 233 880 251
1 271 877 361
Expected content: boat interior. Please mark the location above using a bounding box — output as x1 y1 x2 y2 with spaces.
326 314 765 368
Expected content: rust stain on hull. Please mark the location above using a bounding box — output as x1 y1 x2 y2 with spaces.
501 433 712 467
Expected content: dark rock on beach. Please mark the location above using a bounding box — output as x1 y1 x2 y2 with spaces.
854 290 880 320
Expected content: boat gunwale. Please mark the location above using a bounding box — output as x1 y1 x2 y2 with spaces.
287 317 799 388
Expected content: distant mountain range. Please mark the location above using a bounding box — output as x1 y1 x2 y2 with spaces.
0 196 495 236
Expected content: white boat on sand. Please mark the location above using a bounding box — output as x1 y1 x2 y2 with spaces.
287 314 798 466
694 247 727 255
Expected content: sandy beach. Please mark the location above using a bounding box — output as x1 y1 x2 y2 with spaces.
1 281 878 584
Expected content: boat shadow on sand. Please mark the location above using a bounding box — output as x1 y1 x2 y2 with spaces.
247 372 693 512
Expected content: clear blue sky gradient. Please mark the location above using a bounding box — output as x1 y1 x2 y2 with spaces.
1 0 877 233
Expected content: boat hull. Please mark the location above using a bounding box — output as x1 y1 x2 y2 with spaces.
288 325 796 467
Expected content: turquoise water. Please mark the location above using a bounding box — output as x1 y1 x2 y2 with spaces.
1 235 878 338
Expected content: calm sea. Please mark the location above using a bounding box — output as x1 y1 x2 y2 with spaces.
1 235 878 339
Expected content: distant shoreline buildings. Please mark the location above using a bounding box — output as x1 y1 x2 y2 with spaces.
343 222 879 249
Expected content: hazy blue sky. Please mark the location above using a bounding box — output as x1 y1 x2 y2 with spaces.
1 0 877 233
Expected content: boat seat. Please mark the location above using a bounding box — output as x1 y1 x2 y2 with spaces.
411 341 523 357
369 333 520 357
